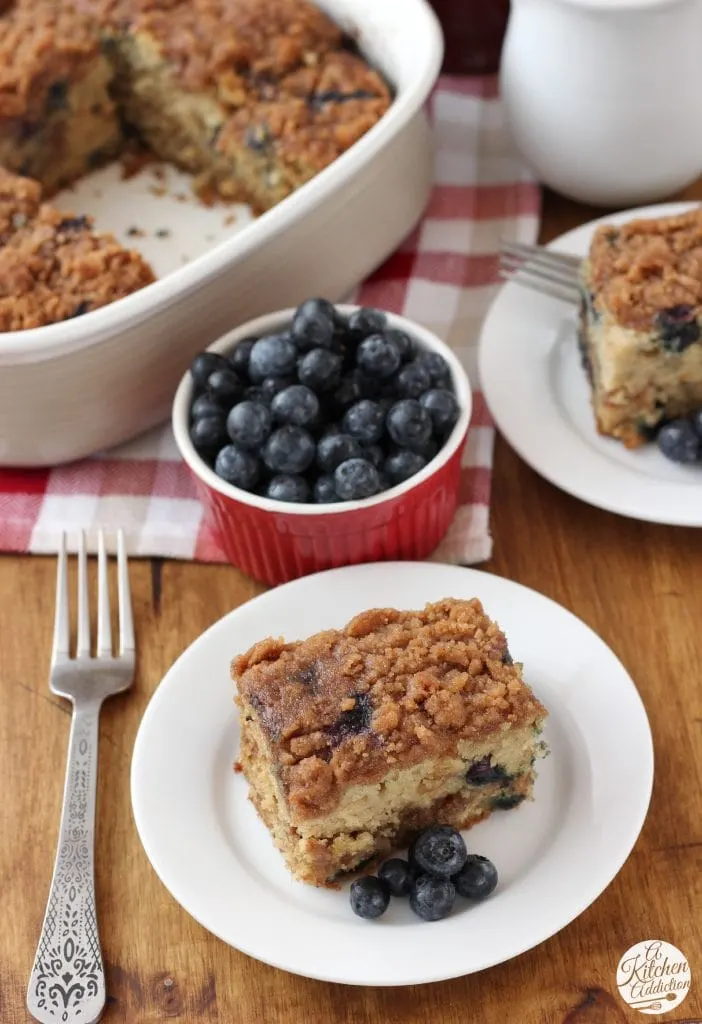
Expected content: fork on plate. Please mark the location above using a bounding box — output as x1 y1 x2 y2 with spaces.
26 531 134 1024
499 241 582 303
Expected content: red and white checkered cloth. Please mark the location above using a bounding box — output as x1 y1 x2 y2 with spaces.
0 76 540 566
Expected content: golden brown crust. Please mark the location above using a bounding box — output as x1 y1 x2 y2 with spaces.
132 0 342 93
0 169 154 330
0 2 103 120
233 599 547 820
589 209 702 331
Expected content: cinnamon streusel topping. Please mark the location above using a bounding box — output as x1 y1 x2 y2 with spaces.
589 208 702 331
233 599 546 819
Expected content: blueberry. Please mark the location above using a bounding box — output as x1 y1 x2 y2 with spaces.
328 692 373 742
271 384 320 427
453 855 498 901
291 297 336 350
657 419 701 464
409 826 467 879
190 351 228 388
297 348 343 392
227 338 256 377
361 443 384 469
420 388 460 433
692 409 702 438
248 333 297 382
214 445 260 490
342 400 386 444
265 474 310 503
411 437 439 462
384 450 426 485
206 368 242 406
386 400 432 451
190 415 226 451
383 327 414 362
466 756 510 786
260 375 296 402
317 433 362 472
357 333 402 378
244 385 270 404
333 369 380 408
191 393 223 420
655 304 701 353
334 458 382 500
409 875 456 922
262 426 316 474
396 360 432 399
347 307 387 339
226 400 272 450
415 351 452 389
349 876 389 920
313 474 339 503
492 793 525 810
378 858 415 897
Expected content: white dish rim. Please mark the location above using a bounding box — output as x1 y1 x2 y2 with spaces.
171 304 473 516
0 0 443 364
479 199 702 526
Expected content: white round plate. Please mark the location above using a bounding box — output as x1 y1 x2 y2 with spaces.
131 562 653 987
479 201 702 525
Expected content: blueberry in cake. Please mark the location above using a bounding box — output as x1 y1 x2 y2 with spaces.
233 598 548 887
579 208 702 448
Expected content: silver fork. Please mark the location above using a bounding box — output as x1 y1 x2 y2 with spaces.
499 240 582 303
27 530 134 1024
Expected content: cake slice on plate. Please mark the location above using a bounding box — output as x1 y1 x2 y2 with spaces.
233 598 548 887
579 207 702 448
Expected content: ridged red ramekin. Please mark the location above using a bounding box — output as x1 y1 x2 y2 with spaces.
172 306 472 586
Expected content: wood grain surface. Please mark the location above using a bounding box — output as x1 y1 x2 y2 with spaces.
2 186 702 1024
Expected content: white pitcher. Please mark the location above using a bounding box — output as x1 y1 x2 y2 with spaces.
500 0 702 206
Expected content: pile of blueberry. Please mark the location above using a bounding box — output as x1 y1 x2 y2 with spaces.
188 299 460 504
655 410 702 465
349 826 498 922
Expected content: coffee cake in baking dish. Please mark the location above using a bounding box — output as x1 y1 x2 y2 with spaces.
0 168 154 330
0 0 391 209
233 599 548 887
579 207 702 447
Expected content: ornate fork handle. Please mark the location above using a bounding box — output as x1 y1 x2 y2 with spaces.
27 702 106 1024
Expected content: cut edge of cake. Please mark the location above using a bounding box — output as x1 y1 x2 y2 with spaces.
232 599 548 887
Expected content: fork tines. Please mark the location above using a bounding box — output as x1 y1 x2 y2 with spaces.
499 240 582 303
53 529 134 664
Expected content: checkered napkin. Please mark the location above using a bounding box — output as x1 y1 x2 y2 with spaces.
0 76 540 566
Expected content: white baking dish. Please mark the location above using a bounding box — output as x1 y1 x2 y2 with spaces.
0 0 443 467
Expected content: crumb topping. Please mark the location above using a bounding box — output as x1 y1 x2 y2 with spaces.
0 170 154 331
233 599 547 819
133 0 343 94
218 50 390 174
0 2 102 120
588 208 702 331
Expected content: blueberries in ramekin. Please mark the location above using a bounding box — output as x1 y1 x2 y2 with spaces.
187 300 463 503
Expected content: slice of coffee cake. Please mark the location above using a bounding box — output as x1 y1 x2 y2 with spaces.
233 598 548 887
579 208 702 447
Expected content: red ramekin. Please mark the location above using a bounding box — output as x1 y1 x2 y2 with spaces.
172 306 472 586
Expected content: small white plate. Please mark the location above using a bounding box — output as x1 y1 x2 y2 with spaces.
479 202 702 525
131 562 653 987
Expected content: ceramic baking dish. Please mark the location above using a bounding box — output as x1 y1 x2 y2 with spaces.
0 0 443 467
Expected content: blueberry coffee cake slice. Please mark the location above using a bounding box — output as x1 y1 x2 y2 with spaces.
0 167 154 330
579 207 702 447
233 598 548 887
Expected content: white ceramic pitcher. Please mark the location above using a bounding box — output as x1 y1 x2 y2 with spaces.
500 0 702 206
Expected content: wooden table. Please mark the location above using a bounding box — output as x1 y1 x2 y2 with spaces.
2 186 702 1024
